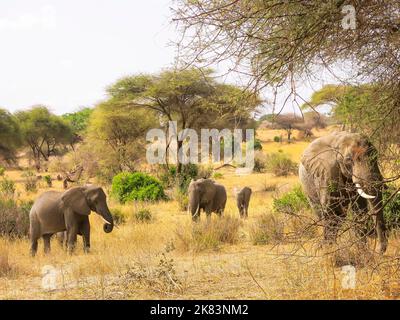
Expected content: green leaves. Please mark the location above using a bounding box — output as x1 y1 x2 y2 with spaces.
111 172 167 203
0 108 21 162
62 108 93 134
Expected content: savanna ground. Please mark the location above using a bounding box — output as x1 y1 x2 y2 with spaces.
1 128 400 300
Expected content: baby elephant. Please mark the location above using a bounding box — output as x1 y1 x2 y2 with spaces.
236 187 252 218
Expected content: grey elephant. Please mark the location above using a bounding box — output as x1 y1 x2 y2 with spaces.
29 185 114 256
236 187 252 218
188 178 227 221
299 131 387 253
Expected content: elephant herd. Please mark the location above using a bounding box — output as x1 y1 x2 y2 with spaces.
28 177 252 256
28 131 394 256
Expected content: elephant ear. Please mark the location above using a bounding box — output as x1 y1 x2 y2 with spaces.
301 134 340 180
61 187 91 215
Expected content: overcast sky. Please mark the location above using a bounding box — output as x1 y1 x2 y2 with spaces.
0 1 336 115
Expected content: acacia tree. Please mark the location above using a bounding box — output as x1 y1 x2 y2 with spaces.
270 114 304 143
16 106 74 170
107 68 261 173
85 102 158 176
62 107 93 149
0 108 21 164
173 0 400 143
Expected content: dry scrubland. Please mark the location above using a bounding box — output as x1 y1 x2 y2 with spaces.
1 128 400 300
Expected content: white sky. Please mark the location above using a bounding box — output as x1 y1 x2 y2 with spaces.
0 1 336 116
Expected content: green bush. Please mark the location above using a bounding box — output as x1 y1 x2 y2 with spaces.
0 198 31 238
212 172 223 179
0 166 5 176
273 136 281 143
133 209 153 223
273 185 310 215
383 185 400 230
253 139 263 150
0 178 16 198
22 171 37 192
43 175 52 187
265 152 298 176
158 164 200 194
112 172 166 203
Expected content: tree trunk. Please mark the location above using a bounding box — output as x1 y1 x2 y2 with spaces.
176 139 183 174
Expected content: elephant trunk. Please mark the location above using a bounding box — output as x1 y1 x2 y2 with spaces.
96 203 114 233
370 191 387 253
352 173 387 253
189 192 200 220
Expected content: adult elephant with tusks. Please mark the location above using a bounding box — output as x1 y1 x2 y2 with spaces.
299 131 395 254
188 178 227 221
29 185 114 256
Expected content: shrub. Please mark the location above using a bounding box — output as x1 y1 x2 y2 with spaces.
249 213 285 245
253 139 263 150
261 181 277 192
111 208 126 225
0 166 5 176
273 185 310 215
175 216 241 252
0 198 31 238
286 214 318 239
133 209 153 223
265 152 298 176
383 185 400 230
196 165 213 180
22 171 37 192
0 177 16 198
212 172 223 179
175 190 189 211
273 136 281 143
253 151 267 173
43 175 52 187
111 172 166 203
158 164 200 194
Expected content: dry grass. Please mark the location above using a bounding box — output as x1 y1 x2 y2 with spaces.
0 128 400 299
175 215 241 252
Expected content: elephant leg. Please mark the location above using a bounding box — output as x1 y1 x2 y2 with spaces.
80 219 90 253
323 216 341 243
30 236 39 257
66 225 79 254
205 208 212 222
245 204 249 218
30 221 40 257
374 210 387 254
323 203 346 244
351 197 370 249
56 232 67 249
43 234 52 254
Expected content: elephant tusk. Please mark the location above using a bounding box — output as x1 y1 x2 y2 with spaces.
101 217 112 225
355 183 376 199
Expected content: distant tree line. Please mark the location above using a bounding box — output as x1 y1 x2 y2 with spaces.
0 68 261 178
